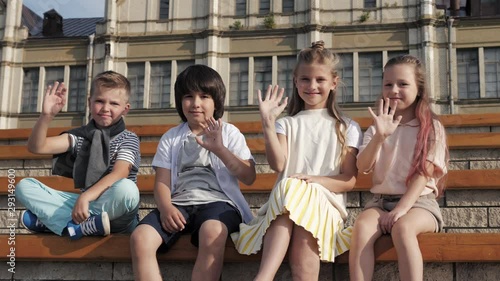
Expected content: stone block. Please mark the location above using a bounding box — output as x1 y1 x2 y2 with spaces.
446 228 500 233
346 191 361 208
17 169 52 177
138 167 154 175
441 207 488 227
446 127 490 134
448 161 469 170
6 261 113 280
456 263 500 281
221 262 333 281
333 262 453 281
489 207 500 227
139 136 161 142
445 190 500 206
243 193 270 208
256 164 273 174
0 160 24 172
139 156 153 166
345 207 363 227
23 159 52 169
0 209 19 229
139 194 156 208
253 154 269 165
150 261 196 280
470 161 500 169
138 209 154 220
450 149 500 161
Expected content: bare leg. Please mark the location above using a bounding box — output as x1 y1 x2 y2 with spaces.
192 220 228 281
349 208 384 281
391 208 436 281
289 224 320 281
130 224 164 281
254 214 294 281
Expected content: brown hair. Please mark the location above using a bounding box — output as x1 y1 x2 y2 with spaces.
90 71 131 101
174 65 225 122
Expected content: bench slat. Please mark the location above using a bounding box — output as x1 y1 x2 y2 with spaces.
1 169 499 195
1 233 499 262
1 113 499 141
1 132 499 160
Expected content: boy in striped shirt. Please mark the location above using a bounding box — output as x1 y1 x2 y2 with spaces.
16 71 140 240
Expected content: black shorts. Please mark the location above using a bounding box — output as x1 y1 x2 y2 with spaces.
138 201 242 253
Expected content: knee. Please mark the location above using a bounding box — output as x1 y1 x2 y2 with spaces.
391 221 415 243
14 178 38 200
110 179 140 207
130 226 158 255
199 221 228 247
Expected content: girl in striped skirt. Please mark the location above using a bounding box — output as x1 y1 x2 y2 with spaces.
231 41 363 280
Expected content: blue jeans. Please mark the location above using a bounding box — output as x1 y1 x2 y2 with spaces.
15 178 140 235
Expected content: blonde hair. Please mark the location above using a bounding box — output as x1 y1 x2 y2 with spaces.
288 40 348 164
90 71 131 101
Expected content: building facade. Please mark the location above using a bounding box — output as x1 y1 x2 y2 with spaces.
0 0 499 129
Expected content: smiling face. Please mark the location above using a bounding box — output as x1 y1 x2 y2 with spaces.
382 63 419 122
294 63 337 110
89 87 130 128
182 91 215 133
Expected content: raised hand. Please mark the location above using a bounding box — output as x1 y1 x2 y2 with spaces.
368 98 402 140
195 117 224 152
42 81 67 117
258 85 288 123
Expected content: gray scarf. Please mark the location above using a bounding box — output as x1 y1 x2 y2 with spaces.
52 118 126 190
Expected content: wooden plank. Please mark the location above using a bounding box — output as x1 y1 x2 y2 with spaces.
1 233 499 262
1 132 500 160
2 113 499 141
447 133 500 149
438 112 500 128
2 169 499 195
0 234 259 262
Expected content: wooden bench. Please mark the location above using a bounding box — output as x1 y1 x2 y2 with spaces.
1 131 500 160
1 169 499 195
1 112 499 141
1 233 499 263
2 113 499 272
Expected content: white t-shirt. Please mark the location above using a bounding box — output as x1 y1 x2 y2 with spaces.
275 108 363 218
152 122 255 223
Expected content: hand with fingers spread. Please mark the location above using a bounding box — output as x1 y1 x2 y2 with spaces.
258 85 288 124
368 98 403 140
160 204 187 233
42 82 67 117
195 117 224 152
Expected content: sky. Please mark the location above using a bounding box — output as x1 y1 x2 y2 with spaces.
23 0 105 18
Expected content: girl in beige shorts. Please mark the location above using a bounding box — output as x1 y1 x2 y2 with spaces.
349 55 449 281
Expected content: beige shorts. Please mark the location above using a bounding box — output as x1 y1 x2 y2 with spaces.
364 193 444 232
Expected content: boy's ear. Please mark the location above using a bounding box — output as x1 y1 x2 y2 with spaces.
122 102 131 116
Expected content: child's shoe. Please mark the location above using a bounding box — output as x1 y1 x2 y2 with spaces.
67 212 110 240
20 210 49 232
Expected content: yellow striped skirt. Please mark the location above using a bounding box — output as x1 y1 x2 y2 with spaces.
231 177 351 262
